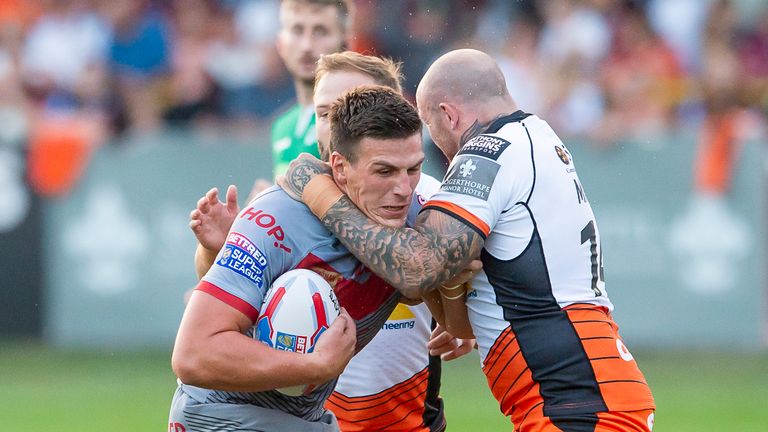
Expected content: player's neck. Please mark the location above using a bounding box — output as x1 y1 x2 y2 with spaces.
294 79 314 107
475 100 518 125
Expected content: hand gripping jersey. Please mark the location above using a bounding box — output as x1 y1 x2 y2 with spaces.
422 112 655 429
178 175 443 428
328 175 447 432
271 104 319 178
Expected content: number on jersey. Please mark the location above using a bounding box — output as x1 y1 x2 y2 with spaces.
580 220 604 297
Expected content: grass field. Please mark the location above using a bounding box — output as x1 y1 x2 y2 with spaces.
0 343 766 431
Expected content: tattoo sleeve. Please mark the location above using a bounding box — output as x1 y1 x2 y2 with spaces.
283 157 330 200
322 196 484 298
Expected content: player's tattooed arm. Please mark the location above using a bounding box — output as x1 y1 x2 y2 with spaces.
322 196 484 299
280 153 331 201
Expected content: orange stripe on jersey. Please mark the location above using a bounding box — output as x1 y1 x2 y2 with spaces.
481 326 537 425
522 408 655 432
481 305 655 430
326 368 431 432
564 305 655 412
422 200 490 237
483 327 515 371
596 408 655 431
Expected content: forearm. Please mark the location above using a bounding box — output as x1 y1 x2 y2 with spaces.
423 286 474 339
422 290 445 325
320 196 480 298
194 243 218 279
172 291 337 392
172 329 327 392
284 169 482 297
437 284 475 339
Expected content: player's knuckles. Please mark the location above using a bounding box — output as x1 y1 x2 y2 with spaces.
430 324 445 336
432 332 453 344
428 343 450 354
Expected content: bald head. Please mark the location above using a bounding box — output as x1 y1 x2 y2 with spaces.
416 49 517 160
416 49 513 109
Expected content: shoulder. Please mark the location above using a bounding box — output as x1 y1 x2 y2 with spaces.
415 173 441 200
457 111 539 161
270 105 301 137
274 104 301 125
237 187 331 253
242 186 320 230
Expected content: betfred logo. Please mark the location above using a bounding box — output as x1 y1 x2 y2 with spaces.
217 232 268 287
295 335 307 353
240 207 292 253
226 232 267 266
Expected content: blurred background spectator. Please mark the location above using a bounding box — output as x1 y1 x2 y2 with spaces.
0 0 764 196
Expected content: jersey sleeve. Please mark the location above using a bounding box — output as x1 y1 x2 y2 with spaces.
198 190 296 322
422 132 533 239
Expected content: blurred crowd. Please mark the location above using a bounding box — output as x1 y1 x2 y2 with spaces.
0 0 766 195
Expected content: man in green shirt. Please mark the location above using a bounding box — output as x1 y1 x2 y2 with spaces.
270 0 350 178
189 0 351 270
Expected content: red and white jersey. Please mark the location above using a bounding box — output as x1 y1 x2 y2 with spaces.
422 112 654 426
328 174 446 432
328 304 442 432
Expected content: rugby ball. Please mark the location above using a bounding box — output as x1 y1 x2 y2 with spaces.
254 269 340 396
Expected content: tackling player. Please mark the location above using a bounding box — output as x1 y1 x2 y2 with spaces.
280 49 657 432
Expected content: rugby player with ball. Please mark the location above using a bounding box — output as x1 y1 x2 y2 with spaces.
170 86 476 431
182 51 477 432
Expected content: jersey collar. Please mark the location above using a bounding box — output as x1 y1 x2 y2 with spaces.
484 110 531 134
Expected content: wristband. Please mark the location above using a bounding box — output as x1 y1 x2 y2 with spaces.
303 175 344 219
440 283 463 291
440 290 465 301
439 282 466 300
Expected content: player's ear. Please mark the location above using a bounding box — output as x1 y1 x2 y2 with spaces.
438 102 460 130
329 152 348 187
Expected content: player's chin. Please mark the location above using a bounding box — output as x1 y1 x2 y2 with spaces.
373 209 408 228
297 65 317 81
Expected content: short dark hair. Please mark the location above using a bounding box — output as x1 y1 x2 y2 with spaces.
329 86 422 163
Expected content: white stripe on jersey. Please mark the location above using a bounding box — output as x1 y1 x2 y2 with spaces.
335 303 433 396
